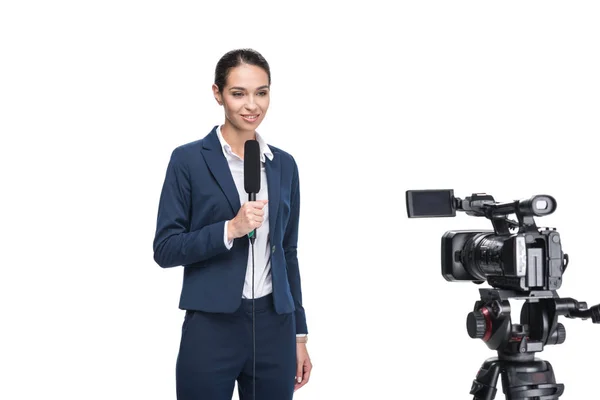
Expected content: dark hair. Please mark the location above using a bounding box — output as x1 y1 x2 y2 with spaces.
214 48 271 92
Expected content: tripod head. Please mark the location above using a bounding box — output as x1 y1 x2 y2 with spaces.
467 289 600 399
467 289 600 361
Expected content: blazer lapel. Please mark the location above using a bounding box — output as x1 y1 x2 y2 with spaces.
265 152 281 243
201 128 241 214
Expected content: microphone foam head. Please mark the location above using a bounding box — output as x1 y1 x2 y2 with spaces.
244 139 261 194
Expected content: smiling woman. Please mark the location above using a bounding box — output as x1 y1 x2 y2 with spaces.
213 54 271 131
153 48 312 400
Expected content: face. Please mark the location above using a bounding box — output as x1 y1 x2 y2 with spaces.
213 64 270 134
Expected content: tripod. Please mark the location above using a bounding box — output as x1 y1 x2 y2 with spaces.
466 289 600 400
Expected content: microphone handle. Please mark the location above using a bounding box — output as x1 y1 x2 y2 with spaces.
248 193 256 243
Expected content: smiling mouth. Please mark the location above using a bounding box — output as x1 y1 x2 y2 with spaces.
241 114 259 122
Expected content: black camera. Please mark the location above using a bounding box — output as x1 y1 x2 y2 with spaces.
406 189 599 399
406 189 567 292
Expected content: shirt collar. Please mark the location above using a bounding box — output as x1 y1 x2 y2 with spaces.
216 125 274 163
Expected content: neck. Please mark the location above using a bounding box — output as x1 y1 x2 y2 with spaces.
221 122 256 158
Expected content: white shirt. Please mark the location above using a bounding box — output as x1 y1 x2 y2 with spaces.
216 125 274 299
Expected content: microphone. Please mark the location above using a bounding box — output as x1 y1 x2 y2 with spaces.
244 139 261 400
244 139 261 244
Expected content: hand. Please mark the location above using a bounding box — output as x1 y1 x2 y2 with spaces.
228 200 268 241
294 343 312 392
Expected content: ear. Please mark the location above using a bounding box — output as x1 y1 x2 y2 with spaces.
212 84 223 106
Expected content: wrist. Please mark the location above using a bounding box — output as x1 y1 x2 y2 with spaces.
296 336 308 344
227 219 238 241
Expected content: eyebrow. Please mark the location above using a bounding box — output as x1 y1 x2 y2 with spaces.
228 85 270 91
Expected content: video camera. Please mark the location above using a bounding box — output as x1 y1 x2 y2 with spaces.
406 189 566 293
405 189 600 399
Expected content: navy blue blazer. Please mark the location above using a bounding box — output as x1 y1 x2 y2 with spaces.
153 126 307 334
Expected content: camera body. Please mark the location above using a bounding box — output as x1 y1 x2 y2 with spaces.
442 228 564 291
407 190 568 292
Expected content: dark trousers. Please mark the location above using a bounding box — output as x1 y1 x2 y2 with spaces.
176 294 296 400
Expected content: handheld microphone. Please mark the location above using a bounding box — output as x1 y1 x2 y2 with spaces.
244 138 261 400
244 139 261 244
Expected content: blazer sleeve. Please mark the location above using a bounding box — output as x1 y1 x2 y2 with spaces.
153 149 229 268
283 157 308 334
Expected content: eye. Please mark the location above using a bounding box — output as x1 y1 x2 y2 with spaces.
257 91 268 96
232 92 244 97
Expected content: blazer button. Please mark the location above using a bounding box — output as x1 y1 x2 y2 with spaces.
272 245 276 254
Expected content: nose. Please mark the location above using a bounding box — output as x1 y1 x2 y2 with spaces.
244 96 258 111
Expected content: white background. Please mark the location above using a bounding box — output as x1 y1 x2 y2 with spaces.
2 1 599 399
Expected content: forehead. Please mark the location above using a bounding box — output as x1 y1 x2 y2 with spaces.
225 64 269 89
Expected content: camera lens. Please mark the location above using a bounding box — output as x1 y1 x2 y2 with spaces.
461 233 507 280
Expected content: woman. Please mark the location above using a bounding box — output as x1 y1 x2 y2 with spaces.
153 48 312 400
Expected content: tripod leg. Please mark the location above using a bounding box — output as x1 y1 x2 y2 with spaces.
501 360 564 400
471 358 502 400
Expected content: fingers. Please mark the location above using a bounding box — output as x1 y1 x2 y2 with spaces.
248 200 268 209
296 362 303 384
243 207 264 225
242 200 267 213
294 362 303 392
243 201 267 221
294 359 312 392
233 200 269 238
248 208 265 217
302 359 312 386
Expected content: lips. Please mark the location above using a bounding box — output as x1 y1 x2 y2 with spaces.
241 114 259 122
